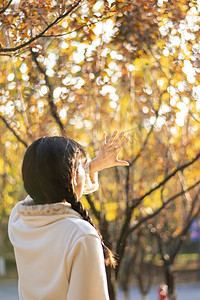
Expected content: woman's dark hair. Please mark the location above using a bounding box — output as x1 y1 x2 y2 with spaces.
22 136 116 267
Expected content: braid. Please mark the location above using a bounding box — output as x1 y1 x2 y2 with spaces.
69 190 117 268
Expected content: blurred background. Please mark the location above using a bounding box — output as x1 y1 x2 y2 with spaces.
0 0 200 299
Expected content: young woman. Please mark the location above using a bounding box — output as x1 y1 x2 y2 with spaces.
8 130 129 300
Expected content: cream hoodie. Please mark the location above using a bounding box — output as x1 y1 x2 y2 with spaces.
8 168 110 300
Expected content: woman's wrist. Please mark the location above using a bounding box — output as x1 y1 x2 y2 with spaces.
89 157 103 173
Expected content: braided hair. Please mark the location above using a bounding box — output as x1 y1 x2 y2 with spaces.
22 136 116 267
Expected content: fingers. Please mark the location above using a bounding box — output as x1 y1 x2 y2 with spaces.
102 131 107 146
116 160 129 166
103 129 130 150
99 129 130 169
112 130 125 146
117 136 130 151
107 129 119 145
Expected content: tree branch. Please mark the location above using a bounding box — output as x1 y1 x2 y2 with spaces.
189 110 200 124
129 80 165 168
129 123 154 167
0 0 13 15
130 150 200 209
155 232 167 263
30 48 65 134
0 114 28 148
37 3 49 27
85 194 101 221
171 191 200 262
115 177 200 278
128 179 200 235
0 0 82 53
42 13 117 38
153 190 200 267
115 207 132 279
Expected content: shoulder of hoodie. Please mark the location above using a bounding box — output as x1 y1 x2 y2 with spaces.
64 216 99 240
9 197 100 241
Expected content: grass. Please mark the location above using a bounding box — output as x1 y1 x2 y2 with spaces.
145 253 199 269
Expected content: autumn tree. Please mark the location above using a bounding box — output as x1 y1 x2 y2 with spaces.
0 1 200 299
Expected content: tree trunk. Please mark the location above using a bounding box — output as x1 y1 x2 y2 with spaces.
122 289 130 300
141 294 148 300
168 295 177 300
106 266 117 300
165 264 177 300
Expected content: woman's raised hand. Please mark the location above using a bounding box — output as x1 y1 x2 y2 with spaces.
90 130 130 173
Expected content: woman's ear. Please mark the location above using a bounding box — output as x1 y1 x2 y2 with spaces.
71 170 78 188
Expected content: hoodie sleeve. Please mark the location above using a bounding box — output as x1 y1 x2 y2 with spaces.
67 234 110 300
83 158 99 195
8 201 21 245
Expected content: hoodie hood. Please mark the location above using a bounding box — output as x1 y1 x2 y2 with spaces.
13 195 82 228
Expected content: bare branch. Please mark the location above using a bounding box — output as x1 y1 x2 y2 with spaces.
154 190 200 266
115 177 200 278
37 3 49 27
0 53 12 57
130 150 200 209
171 191 200 261
0 0 13 15
189 110 200 124
120 233 141 291
85 194 101 221
85 194 110 246
0 114 28 148
129 124 154 167
115 208 132 279
129 79 166 168
30 48 65 135
42 13 117 38
155 232 167 262
128 180 200 234
0 0 82 53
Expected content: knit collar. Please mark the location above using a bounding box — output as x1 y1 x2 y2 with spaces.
17 195 80 218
